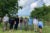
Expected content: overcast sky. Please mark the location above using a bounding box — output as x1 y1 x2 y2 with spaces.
18 0 50 16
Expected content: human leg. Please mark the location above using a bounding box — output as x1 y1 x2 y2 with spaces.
39 26 42 33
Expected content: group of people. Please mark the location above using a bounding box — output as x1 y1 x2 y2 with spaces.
28 17 43 33
2 14 43 33
2 14 27 32
33 17 43 33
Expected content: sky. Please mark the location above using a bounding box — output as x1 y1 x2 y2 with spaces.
18 0 50 16
43 0 50 6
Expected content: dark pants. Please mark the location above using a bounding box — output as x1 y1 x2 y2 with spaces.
10 24 13 29
14 23 18 30
39 26 42 29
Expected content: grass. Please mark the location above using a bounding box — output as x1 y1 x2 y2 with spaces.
0 26 50 33
42 26 50 33
0 23 50 33
0 29 35 33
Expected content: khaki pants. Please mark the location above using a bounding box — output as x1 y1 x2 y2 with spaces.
34 24 38 32
3 21 9 31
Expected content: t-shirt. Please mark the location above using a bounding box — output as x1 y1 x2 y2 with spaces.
38 21 43 27
33 19 38 24
3 16 9 22
15 18 19 23
9 18 14 24
28 18 33 25
20 19 23 23
24 19 27 24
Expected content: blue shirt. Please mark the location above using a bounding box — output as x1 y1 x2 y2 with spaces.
28 18 33 25
38 21 43 27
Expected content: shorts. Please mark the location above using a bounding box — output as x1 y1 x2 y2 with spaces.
38 26 42 29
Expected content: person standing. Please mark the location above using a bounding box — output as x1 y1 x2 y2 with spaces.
14 15 19 30
9 17 14 31
38 19 43 33
20 17 23 30
24 18 28 31
28 17 33 31
2 14 9 31
33 17 38 32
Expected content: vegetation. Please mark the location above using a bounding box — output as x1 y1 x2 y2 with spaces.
0 0 18 17
0 24 50 33
30 5 50 21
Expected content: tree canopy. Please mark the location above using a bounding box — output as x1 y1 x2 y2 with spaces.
0 0 18 17
30 5 50 21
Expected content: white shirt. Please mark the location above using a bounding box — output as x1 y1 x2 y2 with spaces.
33 18 38 24
3 16 9 22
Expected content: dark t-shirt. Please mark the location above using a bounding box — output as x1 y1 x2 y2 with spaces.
20 19 23 23
9 18 14 24
15 18 19 24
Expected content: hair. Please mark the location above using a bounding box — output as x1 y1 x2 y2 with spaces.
34 16 37 19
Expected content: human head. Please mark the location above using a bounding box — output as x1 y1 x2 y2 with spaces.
34 16 37 19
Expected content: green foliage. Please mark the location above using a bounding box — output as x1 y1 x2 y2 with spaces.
0 0 18 17
30 5 50 21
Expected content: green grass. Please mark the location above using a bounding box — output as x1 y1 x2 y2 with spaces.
0 29 35 33
0 23 50 33
0 26 50 33
42 26 50 33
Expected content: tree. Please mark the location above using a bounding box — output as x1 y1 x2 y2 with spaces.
0 0 18 17
30 5 50 21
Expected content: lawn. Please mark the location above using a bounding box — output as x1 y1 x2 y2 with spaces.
0 23 50 33
0 26 50 33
